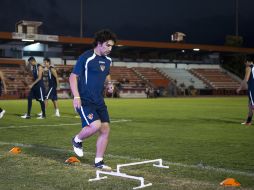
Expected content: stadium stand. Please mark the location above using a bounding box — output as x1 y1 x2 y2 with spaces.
110 66 146 98
132 67 170 88
190 68 240 89
0 58 32 99
158 68 207 89
190 68 241 95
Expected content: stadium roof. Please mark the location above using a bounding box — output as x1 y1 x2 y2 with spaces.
0 31 254 60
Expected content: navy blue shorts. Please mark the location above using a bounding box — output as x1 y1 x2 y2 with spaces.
28 85 45 101
46 87 58 101
76 103 110 128
248 90 254 108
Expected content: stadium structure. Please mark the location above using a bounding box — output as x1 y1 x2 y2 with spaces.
0 20 254 99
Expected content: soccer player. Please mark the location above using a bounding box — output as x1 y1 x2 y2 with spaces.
21 57 46 119
0 70 7 119
69 29 117 170
42 58 60 117
237 57 254 125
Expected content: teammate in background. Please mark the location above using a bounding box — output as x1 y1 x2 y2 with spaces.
236 57 254 125
21 57 46 119
69 29 117 170
41 58 60 117
0 70 7 119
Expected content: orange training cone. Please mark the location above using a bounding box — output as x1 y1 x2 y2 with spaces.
9 147 21 154
65 156 81 164
220 178 241 186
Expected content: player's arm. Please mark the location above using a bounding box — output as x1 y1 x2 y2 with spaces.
69 73 81 108
29 65 44 88
237 66 251 93
106 75 112 84
51 68 60 89
0 71 7 94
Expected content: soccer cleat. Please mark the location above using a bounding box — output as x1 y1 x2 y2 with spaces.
37 115 46 119
0 110 6 119
72 137 84 157
21 114 31 119
241 122 251 126
95 160 112 171
37 112 42 116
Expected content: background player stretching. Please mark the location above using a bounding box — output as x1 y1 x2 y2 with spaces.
41 58 60 117
21 57 46 119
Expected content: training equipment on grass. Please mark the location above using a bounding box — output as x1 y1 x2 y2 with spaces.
116 158 169 173
89 158 168 189
9 147 21 154
89 170 152 189
220 178 241 186
65 156 80 164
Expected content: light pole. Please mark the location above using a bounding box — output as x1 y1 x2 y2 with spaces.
80 0 83 37
235 0 239 36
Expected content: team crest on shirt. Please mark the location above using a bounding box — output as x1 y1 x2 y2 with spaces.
87 113 93 120
100 64 105 71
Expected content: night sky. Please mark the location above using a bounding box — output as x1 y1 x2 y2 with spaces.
0 0 254 46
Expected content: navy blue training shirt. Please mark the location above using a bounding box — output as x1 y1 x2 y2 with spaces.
32 64 44 87
48 66 57 88
72 49 111 105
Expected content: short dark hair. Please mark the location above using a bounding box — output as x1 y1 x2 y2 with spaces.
245 55 254 62
43 57 51 63
28 56 36 62
92 29 117 47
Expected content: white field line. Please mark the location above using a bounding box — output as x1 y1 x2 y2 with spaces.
0 141 253 177
0 119 132 130
0 123 81 129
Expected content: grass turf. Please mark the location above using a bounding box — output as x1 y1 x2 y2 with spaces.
0 97 254 190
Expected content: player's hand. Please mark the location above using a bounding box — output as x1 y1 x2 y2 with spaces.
28 84 33 89
107 83 114 93
73 97 81 109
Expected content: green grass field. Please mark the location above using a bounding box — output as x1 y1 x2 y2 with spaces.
0 97 254 190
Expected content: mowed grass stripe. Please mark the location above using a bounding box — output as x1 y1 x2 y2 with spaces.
0 119 132 129
1 141 253 177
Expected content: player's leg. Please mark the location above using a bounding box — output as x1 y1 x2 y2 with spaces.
44 87 51 110
38 99 47 116
45 99 48 108
0 107 6 119
72 120 101 157
242 99 253 125
0 90 4 118
49 88 60 117
21 90 33 118
38 87 51 116
96 122 110 158
27 93 33 116
53 100 60 117
78 120 101 139
94 122 111 170
94 104 111 170
38 100 46 119
37 87 46 119
72 105 101 157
